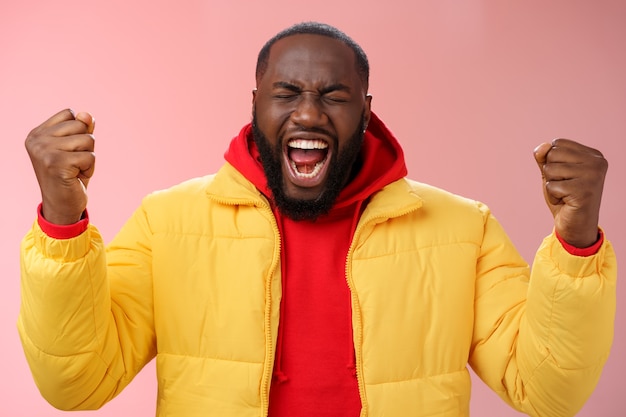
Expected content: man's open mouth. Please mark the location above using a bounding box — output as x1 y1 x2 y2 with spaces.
284 138 331 187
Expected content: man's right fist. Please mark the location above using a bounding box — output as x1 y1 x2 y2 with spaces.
25 109 96 225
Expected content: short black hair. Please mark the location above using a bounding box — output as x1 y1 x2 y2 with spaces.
255 22 369 89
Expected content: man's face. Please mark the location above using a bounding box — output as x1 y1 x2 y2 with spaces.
252 34 371 220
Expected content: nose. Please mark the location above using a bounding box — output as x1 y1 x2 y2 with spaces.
290 92 327 128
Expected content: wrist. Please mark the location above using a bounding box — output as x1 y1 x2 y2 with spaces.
40 204 84 225
37 203 89 239
555 228 603 257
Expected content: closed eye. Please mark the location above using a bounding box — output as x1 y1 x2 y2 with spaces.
272 82 301 100
323 95 349 103
274 93 298 99
320 83 351 103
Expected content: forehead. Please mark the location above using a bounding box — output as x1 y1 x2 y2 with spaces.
262 34 360 86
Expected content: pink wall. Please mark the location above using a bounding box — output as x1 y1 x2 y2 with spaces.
1 1 624 415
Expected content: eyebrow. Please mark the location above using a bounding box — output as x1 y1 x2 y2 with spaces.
319 83 351 95
272 81 351 95
272 81 302 92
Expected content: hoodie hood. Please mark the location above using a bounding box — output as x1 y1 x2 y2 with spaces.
224 111 408 209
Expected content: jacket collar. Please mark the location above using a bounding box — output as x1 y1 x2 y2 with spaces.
358 178 424 225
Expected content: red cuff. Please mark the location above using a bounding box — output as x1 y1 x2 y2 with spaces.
37 203 89 239
555 229 604 257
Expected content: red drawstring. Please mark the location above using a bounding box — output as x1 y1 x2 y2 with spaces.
347 349 357 377
273 369 289 383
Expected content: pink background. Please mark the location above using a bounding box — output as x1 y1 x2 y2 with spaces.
1 1 624 415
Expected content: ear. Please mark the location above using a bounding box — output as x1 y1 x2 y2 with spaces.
251 89 258 118
363 94 372 131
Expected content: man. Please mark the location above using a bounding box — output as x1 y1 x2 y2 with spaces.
19 22 616 417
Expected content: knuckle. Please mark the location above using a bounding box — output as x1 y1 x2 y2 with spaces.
542 163 554 177
599 157 608 171
25 136 44 155
589 156 608 174
25 128 42 148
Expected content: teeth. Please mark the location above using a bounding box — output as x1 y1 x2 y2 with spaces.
287 139 328 149
291 161 324 178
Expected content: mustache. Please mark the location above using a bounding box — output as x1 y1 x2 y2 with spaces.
284 125 335 140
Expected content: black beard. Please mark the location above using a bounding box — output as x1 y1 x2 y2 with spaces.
252 113 366 221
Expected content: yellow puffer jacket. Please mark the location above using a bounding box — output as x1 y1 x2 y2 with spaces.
19 163 616 417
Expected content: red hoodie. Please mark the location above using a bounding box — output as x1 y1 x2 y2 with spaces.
225 112 408 416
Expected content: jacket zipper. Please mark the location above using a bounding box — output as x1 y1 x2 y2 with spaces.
206 194 281 417
261 207 281 417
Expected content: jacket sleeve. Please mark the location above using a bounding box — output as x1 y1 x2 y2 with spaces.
468 204 617 417
17 204 157 411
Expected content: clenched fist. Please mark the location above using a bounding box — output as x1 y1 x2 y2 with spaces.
25 109 96 225
534 138 608 248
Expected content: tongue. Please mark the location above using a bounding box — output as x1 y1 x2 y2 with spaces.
289 148 327 165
